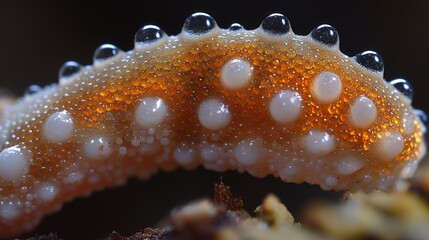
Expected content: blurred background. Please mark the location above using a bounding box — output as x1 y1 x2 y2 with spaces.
0 0 428 239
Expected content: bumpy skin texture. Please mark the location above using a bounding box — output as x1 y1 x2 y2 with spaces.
0 13 426 236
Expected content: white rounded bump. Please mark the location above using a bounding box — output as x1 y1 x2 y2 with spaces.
173 143 196 166
279 165 300 181
37 183 58 201
337 155 364 175
0 201 20 220
0 146 30 181
43 110 74 143
221 58 253 90
269 90 302 124
84 135 113 160
416 140 427 165
402 111 415 135
135 97 168 128
312 71 342 103
234 138 265 166
375 131 404 161
324 175 338 188
302 130 335 156
200 144 222 162
400 160 420 179
198 99 231 130
349 96 377 128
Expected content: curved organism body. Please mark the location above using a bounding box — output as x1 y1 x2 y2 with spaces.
0 13 426 236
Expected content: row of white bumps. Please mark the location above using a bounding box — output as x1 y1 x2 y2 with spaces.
0 57 414 220
0 57 414 181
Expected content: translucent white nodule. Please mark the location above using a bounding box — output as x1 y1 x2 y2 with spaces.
0 146 30 181
269 90 302 124
43 111 74 143
349 96 377 128
135 97 168 128
198 99 231 130
312 71 342 103
221 58 253 90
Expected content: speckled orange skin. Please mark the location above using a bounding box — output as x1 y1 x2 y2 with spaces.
0 27 425 236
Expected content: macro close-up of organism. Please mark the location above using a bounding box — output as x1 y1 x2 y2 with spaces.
1 1 429 239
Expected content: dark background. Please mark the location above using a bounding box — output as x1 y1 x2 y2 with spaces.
0 0 428 239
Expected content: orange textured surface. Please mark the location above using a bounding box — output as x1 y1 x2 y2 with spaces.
0 15 426 236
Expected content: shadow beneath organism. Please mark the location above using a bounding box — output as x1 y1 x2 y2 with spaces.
21 168 342 239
